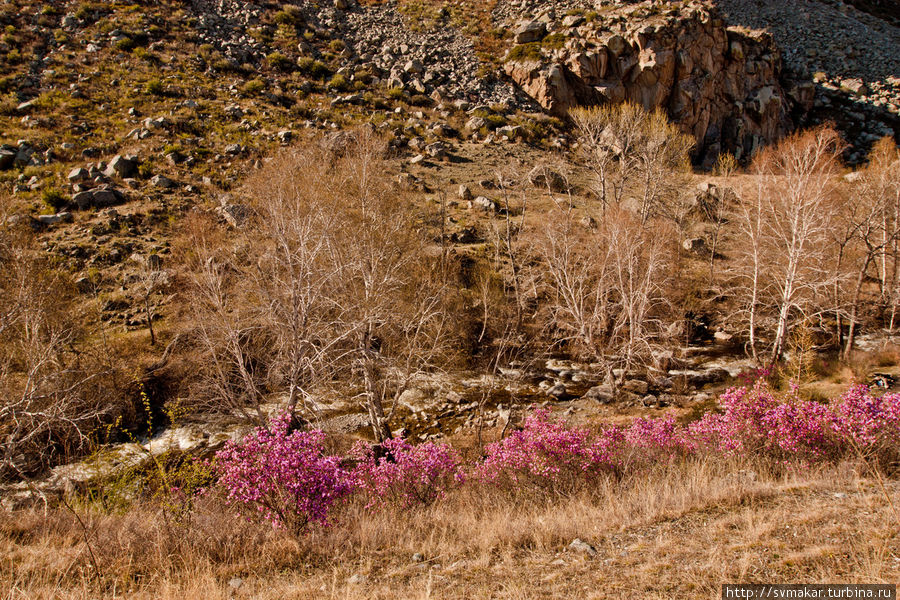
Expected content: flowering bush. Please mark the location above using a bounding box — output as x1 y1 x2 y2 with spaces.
475 408 621 491
831 385 900 466
688 383 900 465
213 384 900 533
687 383 846 461
214 412 353 531
349 437 464 509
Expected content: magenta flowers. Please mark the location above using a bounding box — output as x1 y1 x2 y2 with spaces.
214 384 900 532
214 412 354 531
475 408 622 491
348 437 464 508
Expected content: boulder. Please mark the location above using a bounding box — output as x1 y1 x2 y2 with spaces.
67 167 90 182
682 237 707 254
623 379 649 395
150 175 177 189
528 165 568 192
217 201 249 228
465 116 486 132
72 188 124 210
91 189 122 207
104 155 137 178
568 539 597 556
514 21 547 44
840 78 869 96
425 142 447 159
0 146 16 170
584 385 614 403
73 191 95 210
37 212 73 225
472 196 497 212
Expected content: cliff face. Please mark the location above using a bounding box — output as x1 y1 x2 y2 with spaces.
504 2 813 165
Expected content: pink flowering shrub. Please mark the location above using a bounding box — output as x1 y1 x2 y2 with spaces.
212 384 900 533
214 412 353 532
348 437 464 509
475 408 622 491
688 383 844 461
831 385 900 466
624 415 689 453
688 383 900 465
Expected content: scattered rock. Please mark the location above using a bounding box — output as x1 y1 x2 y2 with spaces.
37 212 73 226
568 538 597 556
150 175 178 189
584 385 614 403
623 379 649 395
528 165 568 193
104 155 137 179
471 196 496 212
67 167 90 182
840 78 869 96
514 21 547 44
713 330 734 344
682 238 707 254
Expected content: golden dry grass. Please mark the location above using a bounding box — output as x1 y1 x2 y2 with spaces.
2 456 898 599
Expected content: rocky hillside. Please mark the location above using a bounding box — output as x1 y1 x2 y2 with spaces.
0 0 895 350
716 0 900 162
501 1 803 166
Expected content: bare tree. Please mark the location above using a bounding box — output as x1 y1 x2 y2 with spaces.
531 201 673 381
705 153 738 283
0 207 117 478
570 103 646 211
736 127 844 364
178 214 271 424
182 131 454 441
840 137 900 357
572 103 693 227
633 109 695 226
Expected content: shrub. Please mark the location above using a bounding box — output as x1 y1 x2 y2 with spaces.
241 78 266 95
267 51 293 72
349 438 464 509
42 189 68 212
688 383 900 466
326 73 350 92
475 408 621 492
274 5 304 27
832 385 900 466
505 43 542 63
483 114 507 130
214 413 354 532
409 94 432 107
296 57 330 79
5 48 22 65
115 37 136 52
144 79 165 96
541 33 566 49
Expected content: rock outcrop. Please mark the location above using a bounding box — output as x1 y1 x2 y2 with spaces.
503 1 809 164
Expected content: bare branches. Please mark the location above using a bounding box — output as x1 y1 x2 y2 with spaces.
529 204 673 377
0 217 118 479
180 131 455 440
732 127 844 364
571 103 693 225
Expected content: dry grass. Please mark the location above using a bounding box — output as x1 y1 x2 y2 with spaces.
3 456 898 599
